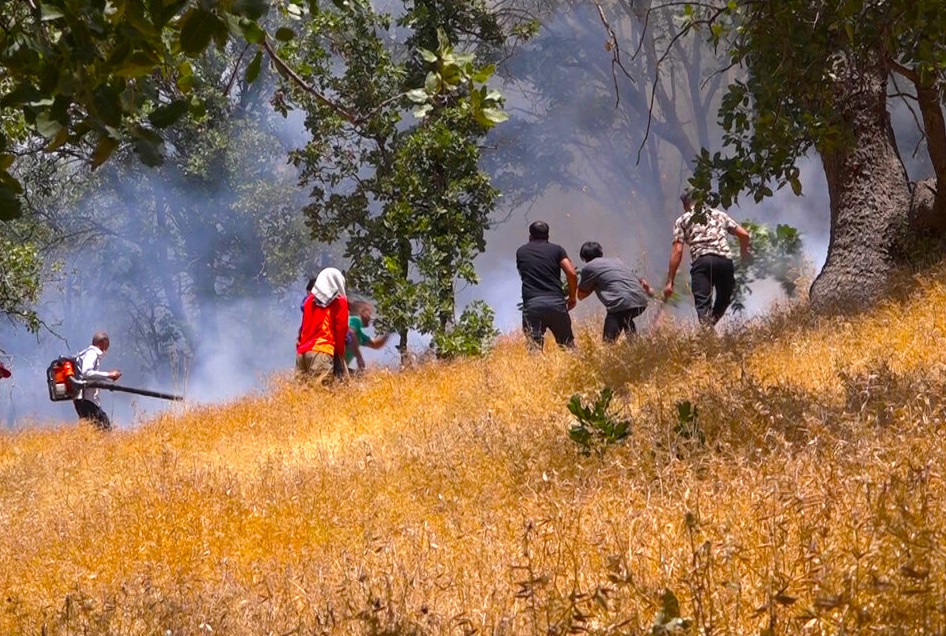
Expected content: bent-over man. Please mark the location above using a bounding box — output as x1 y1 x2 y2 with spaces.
577 241 654 342
516 221 578 349
74 331 122 431
664 190 752 327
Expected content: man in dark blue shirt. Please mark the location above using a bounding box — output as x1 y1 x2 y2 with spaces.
516 221 578 349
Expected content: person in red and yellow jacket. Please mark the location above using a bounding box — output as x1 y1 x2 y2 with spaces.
296 267 350 383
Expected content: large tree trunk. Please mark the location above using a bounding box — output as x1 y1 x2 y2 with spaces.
809 54 914 312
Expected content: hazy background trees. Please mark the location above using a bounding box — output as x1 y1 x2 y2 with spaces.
2 0 943 426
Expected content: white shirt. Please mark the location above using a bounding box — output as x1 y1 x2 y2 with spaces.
75 345 111 404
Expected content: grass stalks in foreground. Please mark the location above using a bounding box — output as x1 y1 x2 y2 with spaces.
4 271 946 633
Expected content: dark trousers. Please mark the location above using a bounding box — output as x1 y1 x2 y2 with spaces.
691 254 736 326
74 399 112 431
603 306 645 342
522 306 574 349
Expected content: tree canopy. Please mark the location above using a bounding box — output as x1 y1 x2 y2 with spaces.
675 0 946 308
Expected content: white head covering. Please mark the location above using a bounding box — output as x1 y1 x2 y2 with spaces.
312 267 346 307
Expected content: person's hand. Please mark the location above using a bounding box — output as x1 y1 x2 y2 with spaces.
642 282 655 297
108 370 122 381
663 282 674 300
566 297 577 311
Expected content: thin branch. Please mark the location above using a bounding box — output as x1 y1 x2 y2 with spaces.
630 6 650 60
700 57 739 90
591 0 637 109
887 91 918 101
224 43 253 97
636 2 729 163
890 75 926 159
888 58 920 83
263 39 358 124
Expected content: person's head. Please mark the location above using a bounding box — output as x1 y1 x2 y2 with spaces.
313 267 347 306
305 277 317 293
680 189 698 212
528 221 550 241
92 331 110 353
579 241 604 263
350 300 374 326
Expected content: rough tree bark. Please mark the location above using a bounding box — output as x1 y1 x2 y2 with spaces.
809 53 919 312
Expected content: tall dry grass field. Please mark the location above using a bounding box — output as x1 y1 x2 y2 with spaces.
5 273 946 635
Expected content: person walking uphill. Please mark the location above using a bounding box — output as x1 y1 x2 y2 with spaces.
516 221 578 349
577 241 654 342
74 332 122 431
297 267 350 383
664 190 752 327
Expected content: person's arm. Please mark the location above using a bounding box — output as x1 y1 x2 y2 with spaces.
350 334 366 370
640 278 655 297
577 266 594 301
333 298 349 372
560 257 578 310
731 225 752 262
366 333 391 350
664 241 685 300
78 350 119 381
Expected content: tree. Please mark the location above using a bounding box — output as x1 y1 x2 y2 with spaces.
0 0 350 220
285 2 510 356
46 53 314 376
489 0 733 241
680 1 946 311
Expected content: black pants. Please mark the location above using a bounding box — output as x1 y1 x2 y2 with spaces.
522 306 574 349
691 254 736 326
74 399 112 431
603 306 645 342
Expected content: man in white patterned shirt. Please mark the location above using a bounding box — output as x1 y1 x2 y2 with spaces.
663 190 752 326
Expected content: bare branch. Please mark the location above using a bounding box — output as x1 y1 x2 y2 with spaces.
224 43 253 97
888 58 920 83
634 1 738 163
590 0 637 108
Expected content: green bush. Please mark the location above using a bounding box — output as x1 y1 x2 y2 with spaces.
432 300 499 359
567 387 631 456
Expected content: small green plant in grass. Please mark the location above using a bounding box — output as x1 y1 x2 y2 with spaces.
674 400 705 446
651 588 692 634
567 387 631 456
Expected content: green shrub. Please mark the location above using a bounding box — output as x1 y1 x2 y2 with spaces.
567 387 631 456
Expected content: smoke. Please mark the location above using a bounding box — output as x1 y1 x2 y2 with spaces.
0 101 323 429
469 3 834 330
4 3 933 429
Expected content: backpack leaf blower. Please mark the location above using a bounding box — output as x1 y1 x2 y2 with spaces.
46 357 184 402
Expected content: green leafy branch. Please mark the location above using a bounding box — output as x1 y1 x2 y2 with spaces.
406 29 508 128
567 387 631 456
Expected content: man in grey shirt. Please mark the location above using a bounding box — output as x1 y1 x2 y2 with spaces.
577 241 654 342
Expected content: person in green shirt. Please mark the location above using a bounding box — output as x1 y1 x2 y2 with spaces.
345 301 391 372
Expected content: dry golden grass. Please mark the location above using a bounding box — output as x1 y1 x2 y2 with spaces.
6 271 946 634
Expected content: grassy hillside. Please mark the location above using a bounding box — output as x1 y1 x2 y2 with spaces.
5 271 946 634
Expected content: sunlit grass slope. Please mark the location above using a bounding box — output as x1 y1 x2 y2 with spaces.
6 271 946 634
